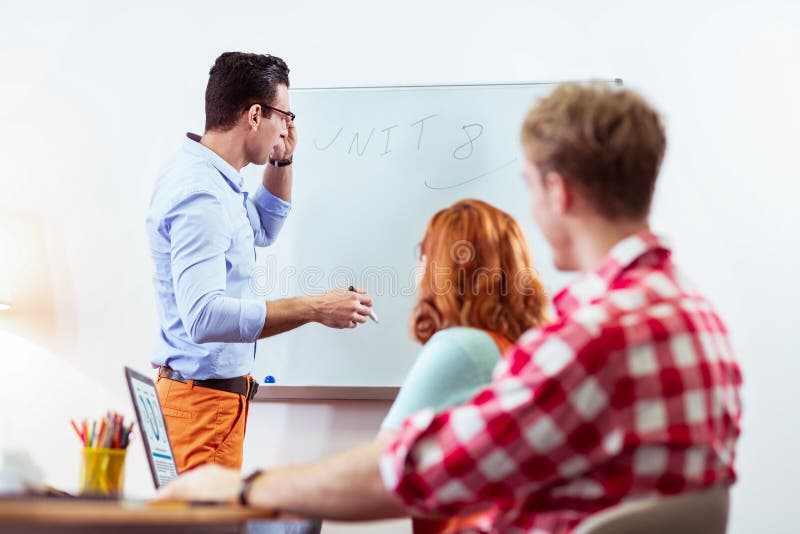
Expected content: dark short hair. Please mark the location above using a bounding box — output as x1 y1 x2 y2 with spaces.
204 52 290 132
521 83 666 220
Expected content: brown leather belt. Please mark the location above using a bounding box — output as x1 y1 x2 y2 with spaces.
158 366 259 401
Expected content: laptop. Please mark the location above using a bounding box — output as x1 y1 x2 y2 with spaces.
124 366 179 489
40 368 179 500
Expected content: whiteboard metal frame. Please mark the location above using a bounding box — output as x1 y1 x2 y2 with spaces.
292 79 623 91
253 385 400 402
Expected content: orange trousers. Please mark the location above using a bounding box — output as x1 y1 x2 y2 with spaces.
155 376 252 473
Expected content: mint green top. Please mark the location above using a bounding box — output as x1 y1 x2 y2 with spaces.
381 327 503 431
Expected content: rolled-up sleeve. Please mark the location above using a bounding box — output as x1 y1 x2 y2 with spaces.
247 184 292 247
166 189 267 344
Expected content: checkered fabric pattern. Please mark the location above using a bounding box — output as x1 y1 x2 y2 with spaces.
380 232 742 533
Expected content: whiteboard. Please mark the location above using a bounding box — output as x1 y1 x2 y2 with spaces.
242 82 614 387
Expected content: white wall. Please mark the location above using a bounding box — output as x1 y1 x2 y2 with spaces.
0 1 798 533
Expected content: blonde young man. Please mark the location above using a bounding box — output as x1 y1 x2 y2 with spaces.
156 83 742 533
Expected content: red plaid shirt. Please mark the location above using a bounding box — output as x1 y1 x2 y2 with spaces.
381 232 742 533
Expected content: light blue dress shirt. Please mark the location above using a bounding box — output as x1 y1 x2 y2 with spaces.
146 133 291 380
380 327 502 430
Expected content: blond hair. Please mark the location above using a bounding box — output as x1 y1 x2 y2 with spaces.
521 83 666 220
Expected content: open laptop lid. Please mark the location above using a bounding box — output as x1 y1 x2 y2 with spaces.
124 367 178 489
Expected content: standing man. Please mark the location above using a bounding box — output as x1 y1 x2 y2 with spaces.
156 83 742 533
146 52 373 473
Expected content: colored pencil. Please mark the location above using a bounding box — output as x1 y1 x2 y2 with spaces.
72 412 136 450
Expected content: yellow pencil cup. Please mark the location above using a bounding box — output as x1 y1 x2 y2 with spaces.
79 448 126 497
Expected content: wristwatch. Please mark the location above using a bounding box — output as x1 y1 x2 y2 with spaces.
239 469 264 506
269 156 293 168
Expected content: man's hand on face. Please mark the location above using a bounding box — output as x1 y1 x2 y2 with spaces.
313 287 374 329
271 118 297 162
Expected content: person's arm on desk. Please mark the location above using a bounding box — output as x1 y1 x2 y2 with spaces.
154 439 406 520
250 441 405 520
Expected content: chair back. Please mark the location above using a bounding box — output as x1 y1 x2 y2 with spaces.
574 486 730 534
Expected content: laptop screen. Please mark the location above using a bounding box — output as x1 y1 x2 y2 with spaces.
125 367 178 488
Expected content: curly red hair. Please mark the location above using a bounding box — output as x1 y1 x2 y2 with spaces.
411 199 549 344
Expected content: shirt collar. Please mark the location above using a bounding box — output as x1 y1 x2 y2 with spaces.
183 132 244 192
553 231 671 316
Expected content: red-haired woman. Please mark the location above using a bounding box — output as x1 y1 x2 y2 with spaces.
377 198 550 533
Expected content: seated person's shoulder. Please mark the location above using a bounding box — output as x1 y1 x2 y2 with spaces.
430 327 501 359
570 281 684 334
380 327 502 431
414 327 502 382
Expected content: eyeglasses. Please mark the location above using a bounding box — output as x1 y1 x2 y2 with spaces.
246 103 296 123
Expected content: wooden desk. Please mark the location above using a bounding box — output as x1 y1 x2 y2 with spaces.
0 498 321 534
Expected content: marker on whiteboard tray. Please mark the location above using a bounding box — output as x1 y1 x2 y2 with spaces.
348 285 379 323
